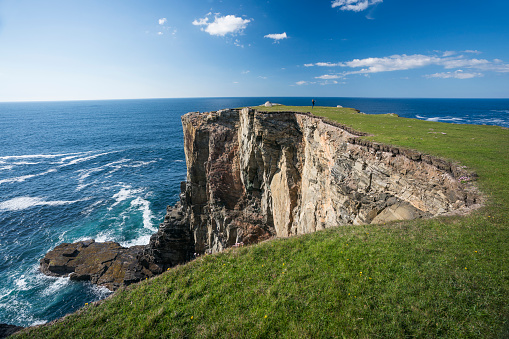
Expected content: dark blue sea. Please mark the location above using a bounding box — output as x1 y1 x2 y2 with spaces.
0 97 508 327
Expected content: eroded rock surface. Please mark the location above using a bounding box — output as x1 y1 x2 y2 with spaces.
40 107 480 290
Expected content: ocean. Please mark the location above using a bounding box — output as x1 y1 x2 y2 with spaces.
1 97 508 327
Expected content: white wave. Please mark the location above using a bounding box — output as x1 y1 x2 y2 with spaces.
174 160 184 163
12 161 40 165
0 168 57 185
94 230 116 243
14 276 29 291
491 109 509 114
58 153 91 163
120 234 152 247
0 152 84 161
60 152 111 167
0 165 14 171
89 285 113 299
109 186 143 209
0 196 89 212
130 197 156 231
40 276 71 297
425 117 464 122
474 118 507 125
81 199 104 215
416 115 426 119
129 160 157 167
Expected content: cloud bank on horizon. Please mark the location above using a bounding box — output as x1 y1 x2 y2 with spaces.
0 0 508 101
302 52 509 83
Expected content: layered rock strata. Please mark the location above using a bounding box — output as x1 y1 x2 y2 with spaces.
40 107 480 290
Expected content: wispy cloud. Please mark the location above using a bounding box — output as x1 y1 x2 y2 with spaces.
193 14 251 36
264 32 288 42
425 70 484 79
307 52 509 80
442 51 456 57
331 0 383 12
159 18 167 25
463 50 482 55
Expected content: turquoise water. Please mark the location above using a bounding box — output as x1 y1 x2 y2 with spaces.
0 97 508 327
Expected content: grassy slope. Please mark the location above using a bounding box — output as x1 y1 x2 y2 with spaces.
17 106 509 338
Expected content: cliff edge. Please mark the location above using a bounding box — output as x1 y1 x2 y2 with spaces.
40 107 481 290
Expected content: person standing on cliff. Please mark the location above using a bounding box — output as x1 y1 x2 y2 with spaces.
312 99 315 108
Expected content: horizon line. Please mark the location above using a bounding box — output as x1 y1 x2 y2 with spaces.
1 96 509 104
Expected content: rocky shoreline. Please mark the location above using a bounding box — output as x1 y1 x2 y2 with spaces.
40 107 481 291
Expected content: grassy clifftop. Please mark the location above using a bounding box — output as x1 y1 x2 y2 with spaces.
17 106 508 338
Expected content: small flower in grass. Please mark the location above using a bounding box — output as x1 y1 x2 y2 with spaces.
465 267 467 270
191 316 193 320
459 176 471 183
475 251 478 253
85 303 88 306
264 315 267 318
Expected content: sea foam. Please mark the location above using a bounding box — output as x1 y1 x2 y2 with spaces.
0 196 88 212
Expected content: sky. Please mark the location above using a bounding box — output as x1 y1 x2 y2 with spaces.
0 0 508 101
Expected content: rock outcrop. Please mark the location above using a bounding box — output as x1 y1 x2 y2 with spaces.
40 107 480 290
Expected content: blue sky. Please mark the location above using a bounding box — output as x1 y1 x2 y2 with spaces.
0 0 508 101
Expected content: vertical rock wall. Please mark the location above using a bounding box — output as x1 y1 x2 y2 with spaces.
180 108 479 254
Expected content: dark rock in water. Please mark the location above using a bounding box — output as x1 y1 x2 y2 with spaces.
0 323 23 338
40 202 194 290
40 239 146 290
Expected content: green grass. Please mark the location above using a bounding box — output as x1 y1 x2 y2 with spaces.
17 106 509 338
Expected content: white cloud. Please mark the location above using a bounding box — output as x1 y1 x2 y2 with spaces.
425 70 484 79
241 70 250 74
192 17 209 26
296 81 308 85
440 58 491 69
463 50 482 54
157 32 163 36
193 14 251 36
234 39 244 48
264 32 287 42
442 51 456 57
316 62 342 67
315 74 343 80
308 52 509 80
159 18 167 25
331 0 383 12
342 54 440 73
258 76 268 79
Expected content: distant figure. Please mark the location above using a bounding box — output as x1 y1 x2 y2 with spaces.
312 99 315 108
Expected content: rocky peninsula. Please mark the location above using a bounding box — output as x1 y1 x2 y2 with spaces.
40 107 481 290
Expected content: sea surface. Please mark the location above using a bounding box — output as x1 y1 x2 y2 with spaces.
1 97 508 327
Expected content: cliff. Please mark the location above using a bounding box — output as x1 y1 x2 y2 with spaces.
40 107 480 290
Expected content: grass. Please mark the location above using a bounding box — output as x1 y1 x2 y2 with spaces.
16 106 509 338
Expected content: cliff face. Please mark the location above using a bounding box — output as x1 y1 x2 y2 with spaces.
40 107 480 289
179 108 479 254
